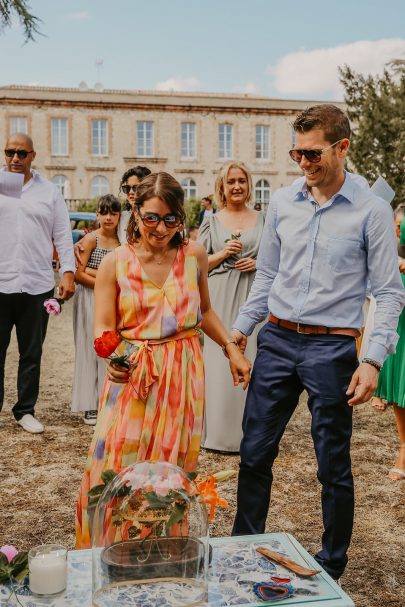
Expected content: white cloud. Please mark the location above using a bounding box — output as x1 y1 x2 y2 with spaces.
154 76 202 92
267 38 405 99
64 12 90 21
232 82 260 95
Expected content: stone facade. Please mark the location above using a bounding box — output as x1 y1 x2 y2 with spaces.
0 85 342 205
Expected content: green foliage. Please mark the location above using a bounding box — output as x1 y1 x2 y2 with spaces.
76 198 98 212
339 60 405 206
0 550 28 584
0 0 42 42
184 198 202 228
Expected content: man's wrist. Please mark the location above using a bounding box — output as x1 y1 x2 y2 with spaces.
362 358 382 372
231 327 247 337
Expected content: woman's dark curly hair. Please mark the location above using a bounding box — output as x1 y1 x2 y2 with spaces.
127 172 186 247
120 166 151 210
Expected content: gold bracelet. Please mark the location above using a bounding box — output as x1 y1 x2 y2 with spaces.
222 338 237 355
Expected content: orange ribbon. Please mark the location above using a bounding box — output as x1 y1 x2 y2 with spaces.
127 328 200 402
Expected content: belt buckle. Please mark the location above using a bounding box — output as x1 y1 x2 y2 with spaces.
296 321 305 334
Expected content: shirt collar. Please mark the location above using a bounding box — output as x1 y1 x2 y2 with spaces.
293 170 356 205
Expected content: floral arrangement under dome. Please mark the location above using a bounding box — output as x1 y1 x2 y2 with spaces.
90 462 235 607
89 464 232 546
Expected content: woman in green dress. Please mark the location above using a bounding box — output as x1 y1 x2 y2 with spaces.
373 207 405 480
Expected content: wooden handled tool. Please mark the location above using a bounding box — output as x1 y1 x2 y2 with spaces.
256 547 321 577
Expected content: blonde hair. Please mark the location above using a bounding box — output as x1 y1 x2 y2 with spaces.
215 161 253 209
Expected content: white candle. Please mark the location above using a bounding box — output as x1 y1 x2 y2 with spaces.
29 550 67 595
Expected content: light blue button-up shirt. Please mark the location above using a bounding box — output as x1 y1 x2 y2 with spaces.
234 173 405 364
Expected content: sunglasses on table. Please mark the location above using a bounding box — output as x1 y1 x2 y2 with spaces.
288 139 342 163
121 184 138 194
136 208 182 229
4 148 34 159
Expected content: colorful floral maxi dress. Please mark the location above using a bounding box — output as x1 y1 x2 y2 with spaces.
76 242 204 548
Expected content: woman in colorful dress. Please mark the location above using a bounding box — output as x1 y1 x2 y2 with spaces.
372 207 405 480
76 172 251 547
71 195 121 425
198 161 265 452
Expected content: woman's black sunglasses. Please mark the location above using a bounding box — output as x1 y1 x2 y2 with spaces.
121 184 137 194
136 208 182 229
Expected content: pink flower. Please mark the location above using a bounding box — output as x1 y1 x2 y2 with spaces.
153 479 171 496
0 545 18 563
44 298 61 316
168 473 184 491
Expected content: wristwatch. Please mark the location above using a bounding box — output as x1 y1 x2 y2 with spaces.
362 358 382 371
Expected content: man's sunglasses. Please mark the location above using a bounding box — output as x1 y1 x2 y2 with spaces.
289 139 342 163
136 207 182 229
4 148 34 160
121 184 137 195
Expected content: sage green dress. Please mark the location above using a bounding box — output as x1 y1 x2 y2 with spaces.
198 212 265 452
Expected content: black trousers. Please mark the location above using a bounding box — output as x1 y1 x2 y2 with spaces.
0 289 54 420
232 322 358 580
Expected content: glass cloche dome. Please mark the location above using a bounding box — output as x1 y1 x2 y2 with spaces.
92 461 209 607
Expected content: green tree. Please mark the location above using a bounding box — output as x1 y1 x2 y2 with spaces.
339 60 405 205
0 0 42 42
184 198 201 228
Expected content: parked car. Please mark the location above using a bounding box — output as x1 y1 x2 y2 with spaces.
69 211 97 244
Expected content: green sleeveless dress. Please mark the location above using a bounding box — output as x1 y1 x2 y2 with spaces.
375 272 405 407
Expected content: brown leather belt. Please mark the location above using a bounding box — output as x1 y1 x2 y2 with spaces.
268 314 360 338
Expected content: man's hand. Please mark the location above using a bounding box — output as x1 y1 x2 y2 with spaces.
399 259 405 274
58 272 75 300
74 241 85 267
346 362 379 406
231 329 248 354
234 257 256 272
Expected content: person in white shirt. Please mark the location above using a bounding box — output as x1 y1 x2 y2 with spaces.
0 133 76 433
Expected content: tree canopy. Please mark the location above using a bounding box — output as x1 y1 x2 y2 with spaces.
0 0 41 42
340 61 405 205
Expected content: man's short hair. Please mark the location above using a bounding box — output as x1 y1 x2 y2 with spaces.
293 104 351 144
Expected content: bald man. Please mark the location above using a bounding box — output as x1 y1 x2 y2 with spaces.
0 133 75 433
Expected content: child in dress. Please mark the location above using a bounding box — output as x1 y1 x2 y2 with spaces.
71 195 121 424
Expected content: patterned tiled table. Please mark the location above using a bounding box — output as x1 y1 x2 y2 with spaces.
0 533 354 606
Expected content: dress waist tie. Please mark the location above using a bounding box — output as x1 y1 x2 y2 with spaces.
127 327 201 402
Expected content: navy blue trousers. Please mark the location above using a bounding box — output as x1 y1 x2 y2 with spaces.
0 290 53 420
232 322 358 580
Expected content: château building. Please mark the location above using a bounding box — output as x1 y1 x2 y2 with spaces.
0 85 340 207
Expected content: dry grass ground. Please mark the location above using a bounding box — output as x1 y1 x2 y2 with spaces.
0 300 404 606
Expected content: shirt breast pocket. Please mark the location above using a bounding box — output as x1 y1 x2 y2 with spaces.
327 237 362 273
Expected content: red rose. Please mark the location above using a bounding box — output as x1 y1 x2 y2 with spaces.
94 330 121 358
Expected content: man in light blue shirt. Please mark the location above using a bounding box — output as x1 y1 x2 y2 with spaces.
231 105 405 581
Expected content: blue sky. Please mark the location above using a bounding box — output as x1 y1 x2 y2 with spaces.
1 0 405 99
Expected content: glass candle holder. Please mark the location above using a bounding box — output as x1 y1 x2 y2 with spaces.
28 544 67 595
